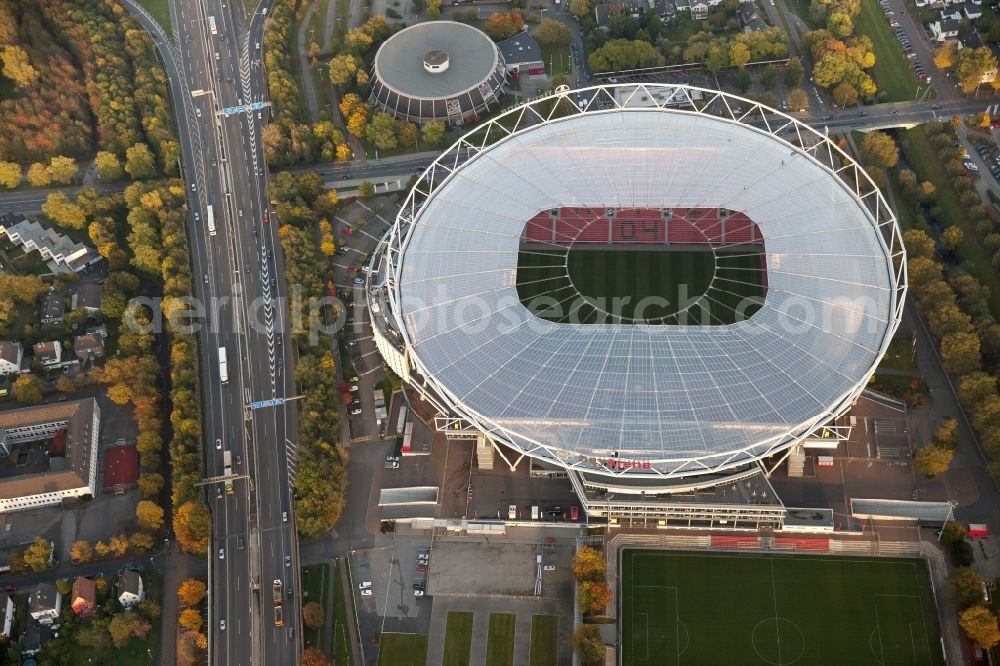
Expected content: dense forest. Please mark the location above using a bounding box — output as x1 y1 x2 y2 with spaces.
0 0 176 172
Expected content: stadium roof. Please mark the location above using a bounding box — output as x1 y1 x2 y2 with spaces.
383 85 906 478
372 21 500 101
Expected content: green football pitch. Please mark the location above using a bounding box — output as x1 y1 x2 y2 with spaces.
516 248 765 325
620 550 943 666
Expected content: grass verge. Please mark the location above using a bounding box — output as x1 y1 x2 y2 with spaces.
529 615 558 666
378 633 429 666
486 613 517 666
332 559 353 665
443 611 475 666
855 0 923 102
135 0 172 31
301 563 330 655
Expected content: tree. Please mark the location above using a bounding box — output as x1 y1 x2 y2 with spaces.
328 53 362 86
483 11 525 40
940 521 968 546
578 581 613 614
941 331 981 375
0 161 20 189
422 121 446 147
572 546 606 581
788 88 809 112
0 45 39 87
177 578 207 606
588 39 661 72
955 47 998 94
70 540 94 564
569 0 592 16
125 143 156 179
136 500 165 531
941 226 963 250
42 192 87 229
55 578 73 596
365 112 399 150
302 602 325 629
129 531 154 552
108 611 152 647
179 608 204 632
357 181 375 199
22 537 53 572
935 417 958 449
729 42 751 69
784 57 804 87
300 648 332 666
12 374 44 404
138 472 165 498
831 82 858 108
26 162 52 187
173 501 213 554
859 131 899 169
77 622 112 651
534 18 571 46
95 151 124 182
48 156 77 185
399 122 418 148
912 444 954 477
574 625 606 665
949 567 986 608
959 605 1000 649
934 41 957 69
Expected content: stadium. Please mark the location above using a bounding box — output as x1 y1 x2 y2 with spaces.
366 84 906 503
368 21 507 125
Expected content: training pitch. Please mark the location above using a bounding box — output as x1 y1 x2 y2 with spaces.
516 248 765 325
620 550 943 666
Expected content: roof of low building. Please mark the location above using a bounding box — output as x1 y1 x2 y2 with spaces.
118 570 142 596
73 283 102 310
29 583 58 613
497 33 543 66
0 341 21 365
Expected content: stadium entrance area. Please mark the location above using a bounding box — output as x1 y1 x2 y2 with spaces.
620 550 943 666
516 207 767 325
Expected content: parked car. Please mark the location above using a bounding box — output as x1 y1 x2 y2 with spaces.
361 589 373 596
359 581 372 589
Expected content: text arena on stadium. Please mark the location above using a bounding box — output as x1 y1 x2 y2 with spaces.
365 84 906 525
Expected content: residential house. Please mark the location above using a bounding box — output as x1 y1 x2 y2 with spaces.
32 341 62 368
28 583 61 625
0 214 101 274
0 341 22 375
962 1 981 18
690 0 710 19
71 283 103 315
739 0 768 31
73 333 105 361
40 290 65 327
0 591 13 639
117 570 144 609
70 576 97 620
929 18 960 41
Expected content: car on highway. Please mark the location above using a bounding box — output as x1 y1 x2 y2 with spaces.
543 565 556 571
349 407 363 416
359 581 372 589
263 211 270 224
385 460 399 469
219 548 225 560
361 589 373 596
216 438 222 450
235 454 242 465
282 511 288 522
220 619 226 631
191 182 197 192
284 555 291 567
508 504 517 520
216 487 223 500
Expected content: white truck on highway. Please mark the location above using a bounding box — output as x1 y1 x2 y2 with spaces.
206 204 216 236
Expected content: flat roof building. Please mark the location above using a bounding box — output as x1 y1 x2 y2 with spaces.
0 398 101 512
0 215 100 274
497 33 544 77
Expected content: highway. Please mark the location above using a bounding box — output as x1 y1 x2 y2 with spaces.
161 0 298 663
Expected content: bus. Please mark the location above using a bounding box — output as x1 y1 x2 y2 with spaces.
223 450 234 495
206 204 216 236
208 16 217 35
218 346 228 384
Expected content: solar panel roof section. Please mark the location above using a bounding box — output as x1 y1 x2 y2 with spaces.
392 98 902 475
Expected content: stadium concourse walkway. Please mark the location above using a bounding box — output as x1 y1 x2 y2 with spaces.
603 530 963 665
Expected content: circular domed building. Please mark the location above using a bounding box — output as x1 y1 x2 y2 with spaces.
369 21 507 125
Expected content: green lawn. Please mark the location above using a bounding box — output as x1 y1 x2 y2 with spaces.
621 550 943 665
332 559 353 665
898 125 1000 317
135 0 171 31
443 612 475 666
486 613 517 666
379 634 429 666
855 0 923 102
301 564 330 656
539 41 572 76
517 246 766 325
529 615 558 666
878 335 919 372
